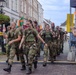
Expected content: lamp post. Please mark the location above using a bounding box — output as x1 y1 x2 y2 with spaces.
0 0 5 14
0 0 6 53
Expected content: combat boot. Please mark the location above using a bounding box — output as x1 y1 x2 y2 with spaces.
33 61 37 69
54 56 56 61
3 65 12 73
26 65 32 74
21 65 26 71
33 56 38 69
6 59 8 63
51 58 54 64
43 62 47 67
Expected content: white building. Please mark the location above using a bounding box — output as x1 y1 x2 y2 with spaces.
2 0 44 25
3 0 20 23
38 2 44 25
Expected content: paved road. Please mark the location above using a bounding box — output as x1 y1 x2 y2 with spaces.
1 64 76 75
0 40 76 75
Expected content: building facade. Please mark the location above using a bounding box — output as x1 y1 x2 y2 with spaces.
3 0 20 23
38 2 44 25
3 0 44 25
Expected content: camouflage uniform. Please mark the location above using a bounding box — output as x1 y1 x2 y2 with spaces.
60 31 65 53
55 30 61 55
42 31 54 63
8 28 22 65
50 31 59 62
15 27 26 70
6 30 14 61
23 28 38 73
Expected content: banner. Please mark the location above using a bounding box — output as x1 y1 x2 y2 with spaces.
70 0 76 8
66 14 74 32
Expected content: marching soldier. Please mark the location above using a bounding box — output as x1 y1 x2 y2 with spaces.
19 20 47 74
15 26 26 71
42 25 57 66
59 28 65 53
3 26 11 63
3 22 23 73
55 26 61 56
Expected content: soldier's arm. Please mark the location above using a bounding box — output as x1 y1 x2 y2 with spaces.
19 35 25 48
3 31 9 39
12 35 21 43
37 34 46 45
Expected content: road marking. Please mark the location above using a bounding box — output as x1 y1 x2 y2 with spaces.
0 60 76 64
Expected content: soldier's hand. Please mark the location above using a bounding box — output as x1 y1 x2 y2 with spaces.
45 43 48 47
8 41 13 45
19 45 21 49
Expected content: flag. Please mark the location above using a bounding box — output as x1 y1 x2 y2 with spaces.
66 14 74 32
17 17 24 27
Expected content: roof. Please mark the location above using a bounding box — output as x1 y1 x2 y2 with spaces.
61 21 66 26
43 18 52 25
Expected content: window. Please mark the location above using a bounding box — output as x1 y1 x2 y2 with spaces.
28 7 30 16
17 0 19 12
30 8 32 17
15 0 17 11
5 0 9 8
21 1 23 12
11 0 14 10
33 0 37 8
28 0 32 5
11 0 17 11
24 0 26 13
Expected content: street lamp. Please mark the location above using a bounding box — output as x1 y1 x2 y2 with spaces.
0 0 5 14
0 0 6 53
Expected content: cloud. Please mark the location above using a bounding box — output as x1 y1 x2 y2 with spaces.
64 0 70 4
38 0 70 25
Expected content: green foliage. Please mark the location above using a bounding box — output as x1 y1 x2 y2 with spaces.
0 14 10 24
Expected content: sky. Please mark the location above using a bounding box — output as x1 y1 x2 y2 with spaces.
38 0 74 26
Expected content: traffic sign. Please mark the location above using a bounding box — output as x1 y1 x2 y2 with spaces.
0 32 3 36
70 0 76 8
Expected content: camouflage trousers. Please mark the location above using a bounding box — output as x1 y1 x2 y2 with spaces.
43 41 57 62
8 45 25 66
6 44 11 60
36 41 41 57
56 40 61 55
23 42 38 68
60 40 64 53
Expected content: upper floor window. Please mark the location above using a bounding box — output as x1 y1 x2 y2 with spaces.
21 1 23 12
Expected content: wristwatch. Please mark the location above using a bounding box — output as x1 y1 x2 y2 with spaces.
43 43 46 45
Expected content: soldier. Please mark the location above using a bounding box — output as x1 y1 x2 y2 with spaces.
33 21 41 57
15 26 26 71
59 28 65 53
55 26 61 56
19 20 47 74
3 26 11 63
42 25 55 66
3 22 22 73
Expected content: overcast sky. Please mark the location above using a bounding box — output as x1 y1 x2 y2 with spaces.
38 0 74 26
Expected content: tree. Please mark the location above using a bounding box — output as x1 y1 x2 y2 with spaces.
0 14 10 24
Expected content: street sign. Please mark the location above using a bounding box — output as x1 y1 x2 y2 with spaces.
0 32 3 36
66 14 74 32
70 0 76 8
